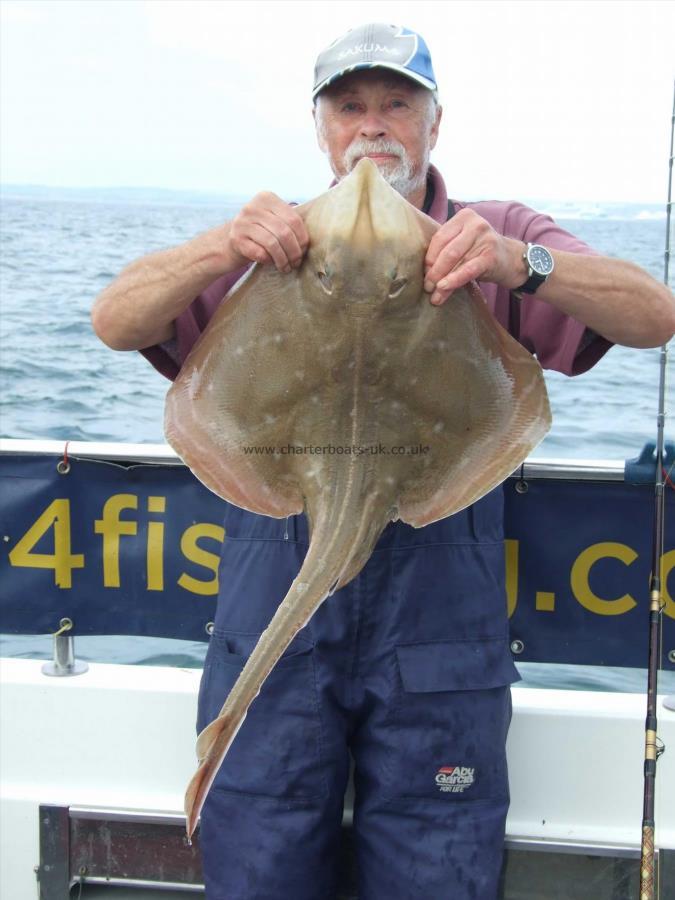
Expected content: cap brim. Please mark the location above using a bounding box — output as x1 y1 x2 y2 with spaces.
312 62 436 100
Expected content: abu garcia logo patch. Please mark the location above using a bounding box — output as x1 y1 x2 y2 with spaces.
435 765 475 793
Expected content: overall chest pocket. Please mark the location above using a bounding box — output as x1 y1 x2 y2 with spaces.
197 630 327 802
386 638 519 804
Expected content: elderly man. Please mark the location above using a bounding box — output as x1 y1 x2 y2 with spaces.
92 22 674 900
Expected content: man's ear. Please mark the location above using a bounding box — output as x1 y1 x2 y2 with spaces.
429 104 442 151
313 102 328 153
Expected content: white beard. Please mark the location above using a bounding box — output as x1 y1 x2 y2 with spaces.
341 138 429 199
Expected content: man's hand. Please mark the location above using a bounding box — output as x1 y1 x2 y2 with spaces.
423 209 526 305
228 192 310 273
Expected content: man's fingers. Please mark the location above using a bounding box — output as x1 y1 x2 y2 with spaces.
429 255 490 305
257 194 310 266
234 192 310 271
424 219 463 271
262 211 305 269
274 207 310 264
239 237 274 267
247 224 292 271
424 229 475 291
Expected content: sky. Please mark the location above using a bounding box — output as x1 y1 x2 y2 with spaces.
1 0 674 203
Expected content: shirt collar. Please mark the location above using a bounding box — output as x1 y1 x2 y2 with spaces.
425 164 449 223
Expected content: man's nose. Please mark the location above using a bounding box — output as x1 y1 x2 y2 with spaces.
359 112 388 140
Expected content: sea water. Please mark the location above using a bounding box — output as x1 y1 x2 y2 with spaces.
1 188 673 692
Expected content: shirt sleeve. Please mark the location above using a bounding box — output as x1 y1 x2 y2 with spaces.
140 265 252 381
459 199 614 376
502 202 613 376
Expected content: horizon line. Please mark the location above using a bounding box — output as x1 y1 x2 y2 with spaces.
0 181 667 208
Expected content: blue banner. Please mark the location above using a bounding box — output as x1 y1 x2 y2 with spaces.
1 451 673 668
504 478 674 667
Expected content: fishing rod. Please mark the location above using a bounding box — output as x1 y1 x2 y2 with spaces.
638 79 674 900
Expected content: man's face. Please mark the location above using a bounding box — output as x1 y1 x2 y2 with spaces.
313 69 441 205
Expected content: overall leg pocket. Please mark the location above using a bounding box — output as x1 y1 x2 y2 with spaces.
197 630 328 801
388 637 520 803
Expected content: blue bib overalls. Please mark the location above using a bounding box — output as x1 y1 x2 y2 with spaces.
197 484 520 900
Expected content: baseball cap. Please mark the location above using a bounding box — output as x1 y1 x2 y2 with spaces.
312 23 437 100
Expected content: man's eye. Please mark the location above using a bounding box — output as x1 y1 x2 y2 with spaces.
390 99 408 109
341 102 360 112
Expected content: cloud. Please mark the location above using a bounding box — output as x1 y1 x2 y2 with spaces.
0 1 46 26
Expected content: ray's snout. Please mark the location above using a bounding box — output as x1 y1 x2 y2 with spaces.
331 158 417 249
300 158 431 316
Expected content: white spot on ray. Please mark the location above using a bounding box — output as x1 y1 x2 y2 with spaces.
433 421 444 433
188 368 202 400
235 346 244 356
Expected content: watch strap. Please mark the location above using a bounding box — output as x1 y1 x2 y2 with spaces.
516 270 548 294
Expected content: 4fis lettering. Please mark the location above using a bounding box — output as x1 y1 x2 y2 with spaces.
7 494 225 596
435 766 475 794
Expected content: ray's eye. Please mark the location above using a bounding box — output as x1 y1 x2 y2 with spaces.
317 270 333 295
388 277 408 298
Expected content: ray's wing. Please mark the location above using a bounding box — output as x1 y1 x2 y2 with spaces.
389 281 551 527
165 194 332 518
165 265 319 517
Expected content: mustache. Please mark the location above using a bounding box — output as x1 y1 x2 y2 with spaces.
343 138 407 170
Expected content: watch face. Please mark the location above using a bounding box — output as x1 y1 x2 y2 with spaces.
528 245 554 276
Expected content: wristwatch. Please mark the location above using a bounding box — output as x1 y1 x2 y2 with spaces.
516 243 555 294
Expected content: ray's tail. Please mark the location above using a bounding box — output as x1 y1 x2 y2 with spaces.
184 482 394 838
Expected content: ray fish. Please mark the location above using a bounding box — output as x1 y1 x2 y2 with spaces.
164 158 551 838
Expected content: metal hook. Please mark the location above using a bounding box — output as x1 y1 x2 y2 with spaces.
56 441 71 475
514 463 528 494
53 617 73 637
